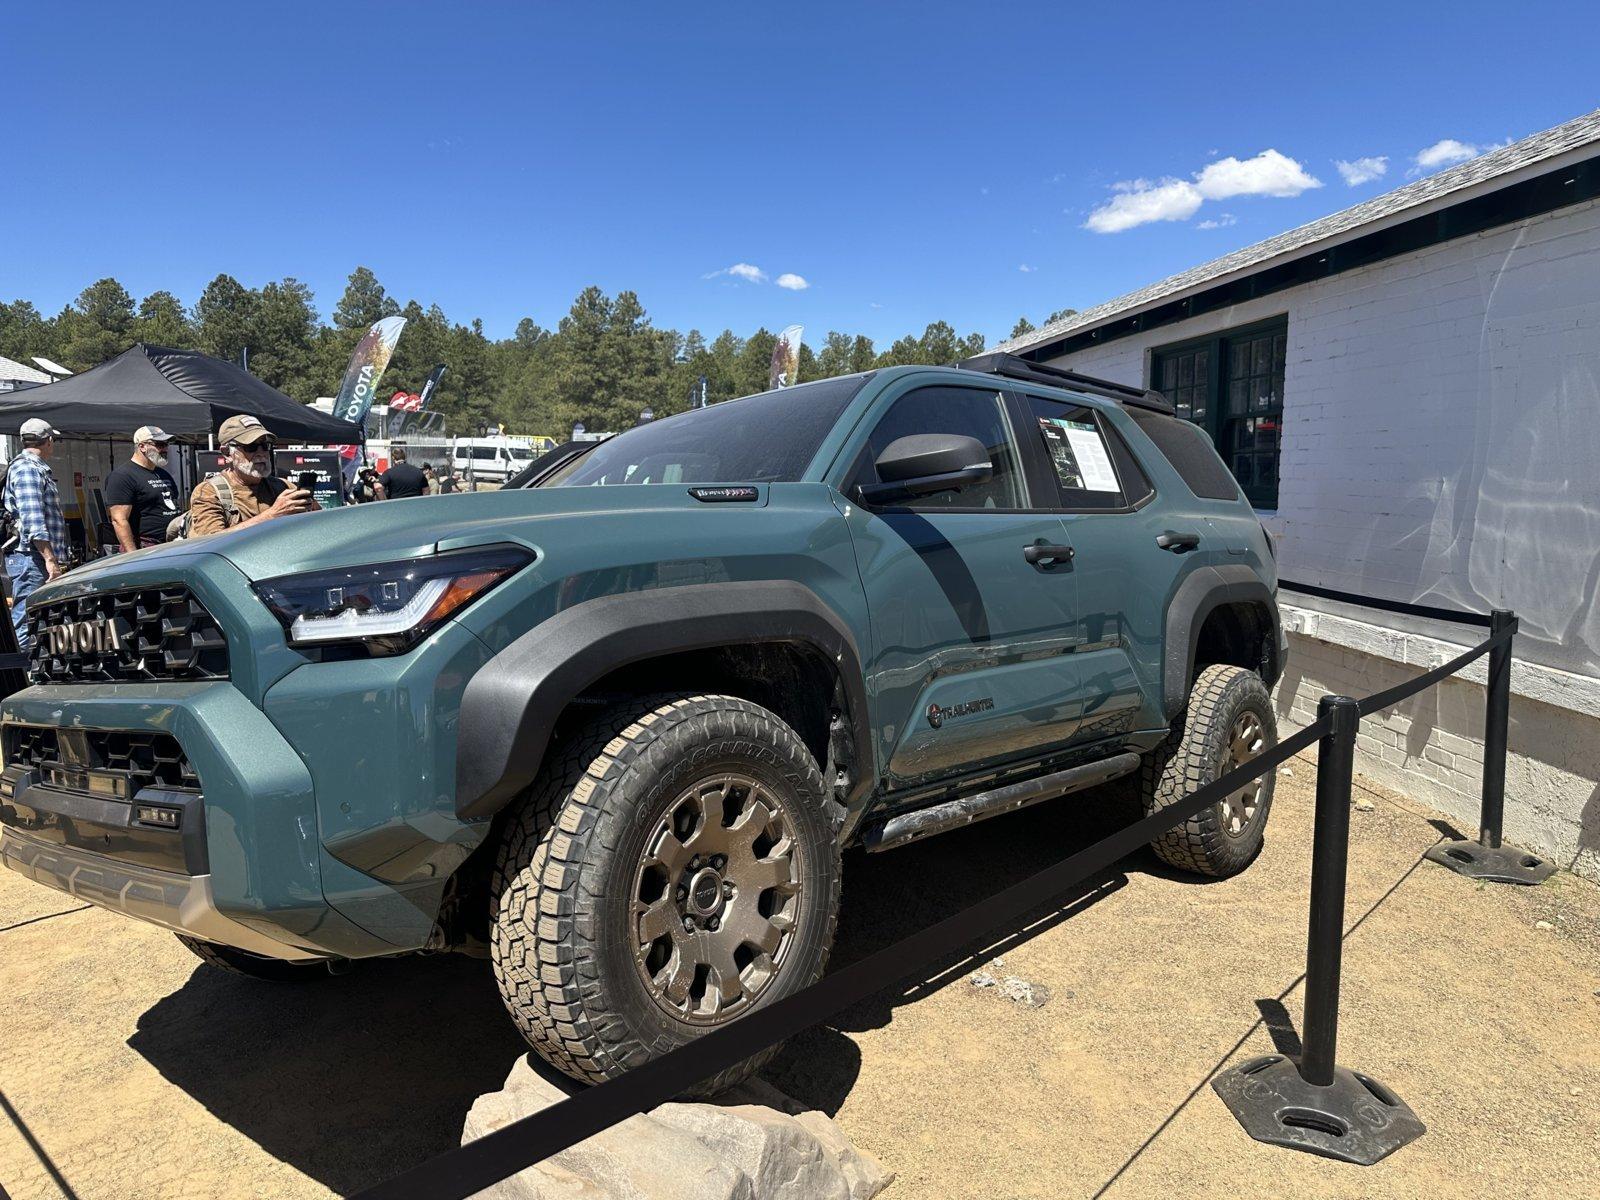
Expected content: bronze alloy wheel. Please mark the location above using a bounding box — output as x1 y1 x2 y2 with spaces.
1219 710 1267 837
630 772 804 1025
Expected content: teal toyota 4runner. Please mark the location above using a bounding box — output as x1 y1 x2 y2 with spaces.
0 354 1285 1090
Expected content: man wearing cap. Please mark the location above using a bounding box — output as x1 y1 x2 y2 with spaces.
187 415 315 537
104 425 179 553
2 417 71 650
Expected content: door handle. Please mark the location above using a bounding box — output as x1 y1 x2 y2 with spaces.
1024 542 1075 565
1156 531 1201 552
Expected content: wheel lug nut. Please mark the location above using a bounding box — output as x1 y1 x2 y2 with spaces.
712 855 726 870
722 881 734 899
683 916 696 931
677 884 689 902
707 917 720 932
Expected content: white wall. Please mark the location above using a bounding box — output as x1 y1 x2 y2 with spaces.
1044 197 1600 681
1044 199 1600 876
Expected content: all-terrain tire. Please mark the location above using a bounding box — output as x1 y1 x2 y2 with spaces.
176 935 331 982
1140 663 1277 878
490 694 844 1094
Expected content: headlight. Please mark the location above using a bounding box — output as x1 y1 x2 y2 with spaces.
254 546 531 655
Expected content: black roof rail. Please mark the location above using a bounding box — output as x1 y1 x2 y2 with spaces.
955 352 1176 415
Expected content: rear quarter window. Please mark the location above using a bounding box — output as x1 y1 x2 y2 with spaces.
1129 410 1241 501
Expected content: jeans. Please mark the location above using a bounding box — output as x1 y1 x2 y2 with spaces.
6 550 47 653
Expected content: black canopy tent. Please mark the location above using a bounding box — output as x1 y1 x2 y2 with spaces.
0 343 362 443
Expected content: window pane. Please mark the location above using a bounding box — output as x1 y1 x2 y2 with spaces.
1229 378 1248 415
1231 343 1249 378
854 386 1025 511
1272 332 1287 372
1194 348 1209 381
1162 358 1178 390
1025 397 1131 510
1177 355 1193 387
1251 337 1271 376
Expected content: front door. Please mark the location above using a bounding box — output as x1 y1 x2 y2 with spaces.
839 382 1082 791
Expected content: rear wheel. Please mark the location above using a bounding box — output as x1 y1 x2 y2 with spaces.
1141 663 1277 878
490 694 843 1093
176 935 331 982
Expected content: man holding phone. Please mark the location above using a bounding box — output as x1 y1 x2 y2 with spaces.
187 414 317 536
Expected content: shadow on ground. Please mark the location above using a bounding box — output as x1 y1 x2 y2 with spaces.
127 776 1187 1193
128 952 526 1196
766 776 1177 1113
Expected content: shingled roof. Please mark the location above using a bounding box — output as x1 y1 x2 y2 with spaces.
1000 107 1600 355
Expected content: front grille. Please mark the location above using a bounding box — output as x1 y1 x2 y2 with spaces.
29 586 228 683
4 724 202 792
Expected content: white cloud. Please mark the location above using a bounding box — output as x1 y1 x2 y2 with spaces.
1084 178 1203 233
1335 155 1388 186
1196 213 1237 230
1194 150 1322 200
1085 149 1320 234
703 262 767 283
1018 263 1036 273
1412 137 1512 174
775 273 809 291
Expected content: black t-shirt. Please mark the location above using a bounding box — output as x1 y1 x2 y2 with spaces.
104 461 179 543
381 462 428 499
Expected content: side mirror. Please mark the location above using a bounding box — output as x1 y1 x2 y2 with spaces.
856 433 993 506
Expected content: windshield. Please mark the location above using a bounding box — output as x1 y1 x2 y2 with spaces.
546 374 872 488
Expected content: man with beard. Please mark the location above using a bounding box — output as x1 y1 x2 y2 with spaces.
105 425 180 551
187 414 316 537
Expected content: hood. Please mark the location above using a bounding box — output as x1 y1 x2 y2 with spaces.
191 484 774 580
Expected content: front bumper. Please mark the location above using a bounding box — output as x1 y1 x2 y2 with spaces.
0 680 383 960
0 827 323 961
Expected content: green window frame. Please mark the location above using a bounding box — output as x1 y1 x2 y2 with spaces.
1149 316 1286 509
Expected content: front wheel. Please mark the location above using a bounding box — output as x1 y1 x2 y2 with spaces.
1140 663 1277 878
490 694 844 1093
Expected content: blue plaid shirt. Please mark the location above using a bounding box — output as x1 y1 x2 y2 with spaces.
4 450 71 561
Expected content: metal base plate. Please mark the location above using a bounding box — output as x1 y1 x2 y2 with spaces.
1212 1055 1425 1165
1424 839 1556 885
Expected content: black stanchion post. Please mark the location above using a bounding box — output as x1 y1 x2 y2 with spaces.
1213 695 1425 1166
1424 610 1555 885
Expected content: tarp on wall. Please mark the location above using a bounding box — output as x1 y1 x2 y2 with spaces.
0 344 362 443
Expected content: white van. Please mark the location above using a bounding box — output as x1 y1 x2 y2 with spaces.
451 438 537 484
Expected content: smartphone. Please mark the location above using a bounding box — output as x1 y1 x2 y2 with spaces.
296 471 319 492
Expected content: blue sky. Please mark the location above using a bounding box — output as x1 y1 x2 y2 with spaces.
4 1 1593 347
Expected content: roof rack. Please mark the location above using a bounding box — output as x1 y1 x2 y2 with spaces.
955 352 1176 415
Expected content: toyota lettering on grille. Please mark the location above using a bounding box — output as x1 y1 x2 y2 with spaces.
43 616 122 657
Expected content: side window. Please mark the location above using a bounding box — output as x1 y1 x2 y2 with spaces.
851 386 1026 511
1025 396 1146 510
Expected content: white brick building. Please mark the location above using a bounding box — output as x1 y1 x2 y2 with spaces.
1001 108 1600 879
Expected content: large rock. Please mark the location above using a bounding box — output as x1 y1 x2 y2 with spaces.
461 1056 893 1200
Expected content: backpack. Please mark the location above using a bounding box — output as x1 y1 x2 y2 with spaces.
170 473 280 541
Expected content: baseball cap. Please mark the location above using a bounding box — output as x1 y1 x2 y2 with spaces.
217 414 272 446
20 418 59 440
133 425 172 445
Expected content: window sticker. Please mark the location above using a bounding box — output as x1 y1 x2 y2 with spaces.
1037 417 1120 493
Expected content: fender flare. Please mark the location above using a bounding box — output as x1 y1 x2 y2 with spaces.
454 580 873 820
1162 564 1281 719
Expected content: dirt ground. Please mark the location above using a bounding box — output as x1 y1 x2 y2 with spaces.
2 756 1597 1199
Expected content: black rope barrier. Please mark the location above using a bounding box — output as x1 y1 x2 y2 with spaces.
1354 616 1515 717
351 719 1331 1200
1277 579 1494 627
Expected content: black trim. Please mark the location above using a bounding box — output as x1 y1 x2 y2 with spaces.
0 772 207 875
1019 153 1600 363
1162 565 1279 717
453 581 875 822
958 352 1174 413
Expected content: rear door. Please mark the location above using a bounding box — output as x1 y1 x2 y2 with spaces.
839 381 1083 790
1013 391 1175 740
